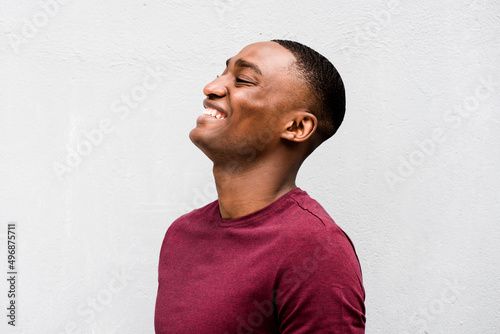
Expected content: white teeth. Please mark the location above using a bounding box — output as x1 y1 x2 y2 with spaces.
203 107 225 119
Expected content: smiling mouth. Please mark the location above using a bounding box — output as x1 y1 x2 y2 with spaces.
202 107 227 119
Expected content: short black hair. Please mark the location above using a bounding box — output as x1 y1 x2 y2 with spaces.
271 39 345 142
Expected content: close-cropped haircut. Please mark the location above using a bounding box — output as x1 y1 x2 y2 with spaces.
271 39 346 142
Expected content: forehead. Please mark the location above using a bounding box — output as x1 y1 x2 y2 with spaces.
230 42 297 76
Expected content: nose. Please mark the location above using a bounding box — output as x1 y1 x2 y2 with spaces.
203 76 227 98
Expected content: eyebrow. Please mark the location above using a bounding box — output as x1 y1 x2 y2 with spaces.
226 58 262 76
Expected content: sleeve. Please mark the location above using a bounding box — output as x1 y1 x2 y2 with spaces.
273 228 366 333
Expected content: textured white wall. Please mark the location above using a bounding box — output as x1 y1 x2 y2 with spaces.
1 0 499 333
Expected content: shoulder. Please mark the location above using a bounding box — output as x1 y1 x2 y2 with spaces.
274 190 366 331
169 199 218 228
161 199 218 248
284 189 353 245
278 188 363 286
285 188 337 229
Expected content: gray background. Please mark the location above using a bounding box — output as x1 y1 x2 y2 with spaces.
1 0 499 333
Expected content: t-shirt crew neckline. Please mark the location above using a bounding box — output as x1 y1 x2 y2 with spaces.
216 187 303 227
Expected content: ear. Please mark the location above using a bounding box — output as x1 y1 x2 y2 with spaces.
280 110 318 143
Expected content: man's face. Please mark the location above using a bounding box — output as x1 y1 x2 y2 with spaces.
189 41 306 164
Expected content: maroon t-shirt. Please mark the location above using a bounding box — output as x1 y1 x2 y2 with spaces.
155 188 365 333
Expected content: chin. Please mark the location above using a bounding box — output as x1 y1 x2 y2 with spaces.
189 129 204 149
189 130 215 160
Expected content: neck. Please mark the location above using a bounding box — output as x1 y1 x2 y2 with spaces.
213 158 300 220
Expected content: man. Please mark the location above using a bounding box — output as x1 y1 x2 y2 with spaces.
155 40 366 333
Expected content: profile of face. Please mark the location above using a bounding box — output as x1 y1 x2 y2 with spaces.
189 41 313 164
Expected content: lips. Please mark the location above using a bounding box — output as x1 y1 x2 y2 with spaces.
203 100 227 119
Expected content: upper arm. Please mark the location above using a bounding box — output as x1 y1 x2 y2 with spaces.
274 229 366 333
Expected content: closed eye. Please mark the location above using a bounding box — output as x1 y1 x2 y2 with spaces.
235 77 253 84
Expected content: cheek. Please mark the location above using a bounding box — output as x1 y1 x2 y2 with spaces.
229 90 285 143
233 90 282 125
232 91 267 117
233 111 281 150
